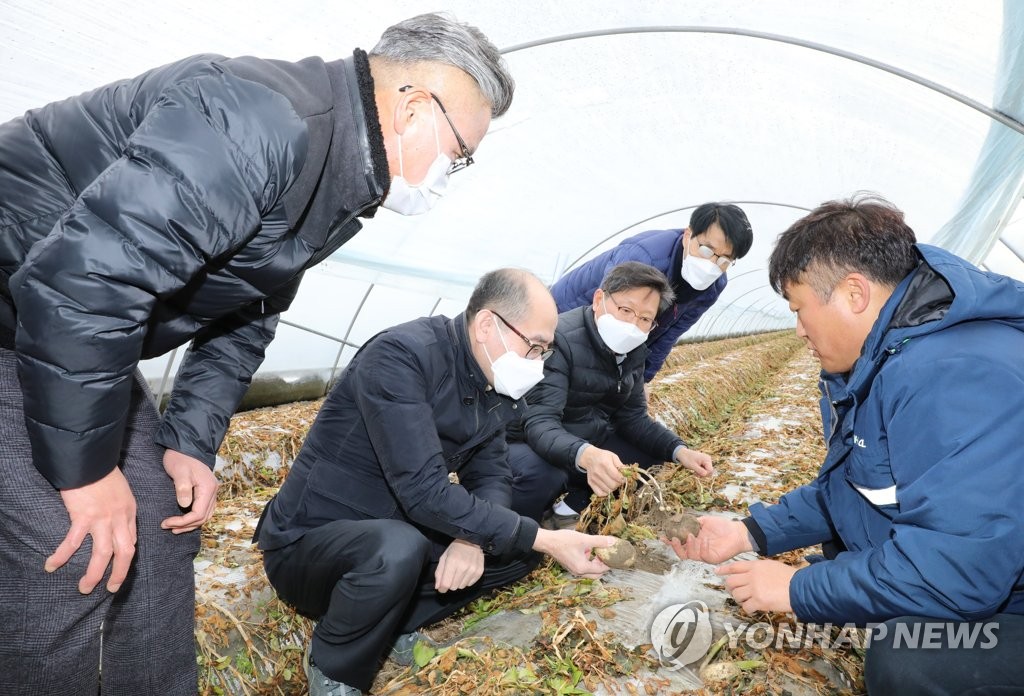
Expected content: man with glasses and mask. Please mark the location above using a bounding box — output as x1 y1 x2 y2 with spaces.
255 268 616 696
0 12 512 694
507 262 715 529
550 203 754 386
672 195 1024 695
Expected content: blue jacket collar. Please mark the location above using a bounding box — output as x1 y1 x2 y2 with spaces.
824 242 1024 401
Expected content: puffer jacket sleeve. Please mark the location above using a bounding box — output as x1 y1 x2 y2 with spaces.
552 240 660 313
790 354 1024 625
609 364 683 461
644 277 724 382
154 275 302 466
550 255 606 312
9 69 307 489
520 337 588 470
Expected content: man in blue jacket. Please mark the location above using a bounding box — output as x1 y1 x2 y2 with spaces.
550 202 753 384
0 13 514 694
256 268 614 696
671 195 1024 694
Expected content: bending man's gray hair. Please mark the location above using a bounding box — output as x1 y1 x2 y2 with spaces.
371 12 515 117
600 262 676 313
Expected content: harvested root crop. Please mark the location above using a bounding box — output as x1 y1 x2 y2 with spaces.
700 660 743 683
659 511 701 542
593 538 637 569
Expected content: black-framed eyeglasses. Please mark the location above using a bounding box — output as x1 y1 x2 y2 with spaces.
605 293 659 331
695 242 735 271
430 93 475 175
491 311 554 361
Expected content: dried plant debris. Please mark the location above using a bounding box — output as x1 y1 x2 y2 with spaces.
216 399 322 498
197 333 863 695
380 609 663 696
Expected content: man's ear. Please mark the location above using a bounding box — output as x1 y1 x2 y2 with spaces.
842 273 873 314
592 288 604 313
471 309 495 344
393 85 432 136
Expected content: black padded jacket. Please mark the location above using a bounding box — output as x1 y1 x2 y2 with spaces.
512 306 685 470
0 50 388 488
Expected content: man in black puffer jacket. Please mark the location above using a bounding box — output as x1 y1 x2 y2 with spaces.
508 262 715 527
0 13 513 694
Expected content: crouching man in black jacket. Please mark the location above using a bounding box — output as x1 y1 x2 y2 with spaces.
508 262 715 527
255 269 614 695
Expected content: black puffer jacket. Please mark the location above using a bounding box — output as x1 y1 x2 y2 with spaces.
0 50 389 488
515 306 684 470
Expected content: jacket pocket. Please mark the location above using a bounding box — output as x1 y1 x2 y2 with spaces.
306 454 398 520
844 447 898 510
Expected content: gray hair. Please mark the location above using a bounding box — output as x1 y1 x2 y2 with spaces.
371 12 515 117
600 262 676 313
466 268 539 323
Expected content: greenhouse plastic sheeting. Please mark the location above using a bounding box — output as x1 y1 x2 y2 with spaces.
2 0 1022 384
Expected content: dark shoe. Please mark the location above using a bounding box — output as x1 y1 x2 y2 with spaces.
541 509 580 531
304 648 362 696
389 631 440 667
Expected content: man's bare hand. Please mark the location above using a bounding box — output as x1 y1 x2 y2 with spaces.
675 447 714 477
579 447 625 496
160 450 218 534
435 539 485 593
664 516 752 564
47 466 137 594
717 559 796 614
533 528 614 578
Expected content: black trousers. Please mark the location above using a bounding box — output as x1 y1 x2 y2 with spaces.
263 518 540 692
864 614 1024 695
0 348 200 695
509 432 664 516
508 441 569 522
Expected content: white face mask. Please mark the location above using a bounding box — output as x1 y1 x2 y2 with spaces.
382 103 451 215
680 237 725 290
596 299 650 354
483 323 545 399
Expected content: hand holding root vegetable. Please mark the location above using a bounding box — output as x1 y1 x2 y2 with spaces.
588 477 703 570
624 467 750 564
591 513 707 569
592 538 637 569
664 515 753 564
574 465 748 571
533 528 615 578
659 511 701 542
